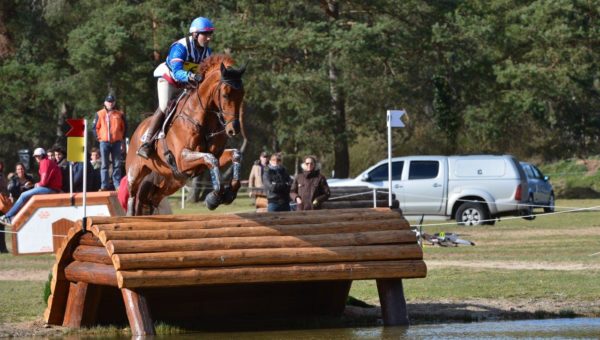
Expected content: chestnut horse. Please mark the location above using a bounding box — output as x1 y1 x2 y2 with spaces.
124 54 246 215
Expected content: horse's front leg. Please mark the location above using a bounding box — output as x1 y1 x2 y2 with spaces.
218 149 242 204
181 148 222 210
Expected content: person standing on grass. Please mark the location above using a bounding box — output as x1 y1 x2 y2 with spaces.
248 151 269 200
262 153 292 212
93 94 127 191
290 155 330 211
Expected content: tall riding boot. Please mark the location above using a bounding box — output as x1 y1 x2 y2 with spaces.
137 108 165 159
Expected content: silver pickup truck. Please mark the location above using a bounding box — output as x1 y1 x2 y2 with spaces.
328 155 530 225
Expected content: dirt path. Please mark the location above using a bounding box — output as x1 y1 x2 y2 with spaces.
426 260 600 271
0 269 48 281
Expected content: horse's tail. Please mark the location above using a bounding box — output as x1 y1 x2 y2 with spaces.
117 177 129 212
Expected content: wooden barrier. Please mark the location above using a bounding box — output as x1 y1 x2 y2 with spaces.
322 186 398 209
11 192 124 255
44 208 426 336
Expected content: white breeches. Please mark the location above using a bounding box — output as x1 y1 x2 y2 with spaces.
157 78 182 112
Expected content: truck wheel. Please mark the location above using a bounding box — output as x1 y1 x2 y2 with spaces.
522 195 536 220
456 202 489 226
543 193 555 213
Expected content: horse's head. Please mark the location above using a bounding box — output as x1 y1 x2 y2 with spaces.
208 62 246 137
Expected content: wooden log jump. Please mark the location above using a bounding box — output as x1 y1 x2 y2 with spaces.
322 186 398 209
44 208 426 336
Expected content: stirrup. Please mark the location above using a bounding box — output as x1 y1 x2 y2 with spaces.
137 143 154 159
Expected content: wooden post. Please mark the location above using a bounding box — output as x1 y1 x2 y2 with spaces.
376 278 409 326
62 282 102 327
121 288 154 336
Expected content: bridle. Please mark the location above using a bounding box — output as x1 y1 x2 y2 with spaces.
196 77 242 138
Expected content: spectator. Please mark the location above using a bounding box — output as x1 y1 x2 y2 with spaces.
248 151 269 200
0 161 7 195
89 148 102 191
53 146 70 192
47 147 56 163
71 156 98 192
90 147 101 170
0 161 6 253
290 155 331 211
0 148 62 225
7 162 34 201
93 94 127 191
262 153 292 212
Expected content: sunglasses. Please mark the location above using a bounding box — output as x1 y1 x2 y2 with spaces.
199 31 214 36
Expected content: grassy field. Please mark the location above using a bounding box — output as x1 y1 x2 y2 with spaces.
1 198 599 332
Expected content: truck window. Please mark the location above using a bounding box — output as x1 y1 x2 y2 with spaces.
368 161 403 181
531 165 544 179
523 164 535 179
408 161 439 180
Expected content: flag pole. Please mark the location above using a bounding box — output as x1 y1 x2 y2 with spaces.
82 119 88 233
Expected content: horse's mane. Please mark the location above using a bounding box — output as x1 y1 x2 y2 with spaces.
198 54 235 76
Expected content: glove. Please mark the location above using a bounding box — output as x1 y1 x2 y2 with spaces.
312 199 319 208
189 73 203 85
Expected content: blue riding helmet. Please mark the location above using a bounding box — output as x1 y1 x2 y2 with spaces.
189 17 215 33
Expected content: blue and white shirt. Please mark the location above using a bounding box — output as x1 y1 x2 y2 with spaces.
153 36 212 84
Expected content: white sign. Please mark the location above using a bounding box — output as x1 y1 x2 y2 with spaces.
387 110 406 128
386 109 407 207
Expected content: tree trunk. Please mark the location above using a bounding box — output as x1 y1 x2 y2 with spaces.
323 0 350 178
0 3 14 59
55 102 69 146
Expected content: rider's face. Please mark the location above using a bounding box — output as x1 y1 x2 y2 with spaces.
196 31 212 47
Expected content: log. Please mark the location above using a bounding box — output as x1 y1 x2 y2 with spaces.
79 233 103 247
117 260 427 288
377 278 409 326
87 207 398 225
92 209 404 231
64 261 118 287
62 282 103 327
329 192 394 201
72 245 112 265
106 230 417 254
97 218 407 241
113 244 423 270
321 200 394 209
122 288 154 336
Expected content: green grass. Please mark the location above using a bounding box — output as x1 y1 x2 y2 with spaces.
168 192 256 215
351 268 600 303
539 158 600 197
0 281 48 323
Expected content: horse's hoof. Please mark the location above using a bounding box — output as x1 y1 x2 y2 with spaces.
222 187 237 205
205 192 221 210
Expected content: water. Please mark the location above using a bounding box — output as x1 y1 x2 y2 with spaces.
179 318 600 339
17 318 600 339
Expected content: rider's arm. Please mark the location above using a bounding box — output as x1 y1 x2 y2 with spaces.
167 43 192 83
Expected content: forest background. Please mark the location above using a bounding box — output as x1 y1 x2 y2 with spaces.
0 0 598 179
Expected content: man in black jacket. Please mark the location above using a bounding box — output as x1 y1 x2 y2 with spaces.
262 153 292 212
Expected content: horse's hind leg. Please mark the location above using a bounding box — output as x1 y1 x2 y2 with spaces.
136 179 161 215
218 149 242 205
127 164 151 216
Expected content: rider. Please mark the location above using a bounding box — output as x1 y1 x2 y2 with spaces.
137 16 215 159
